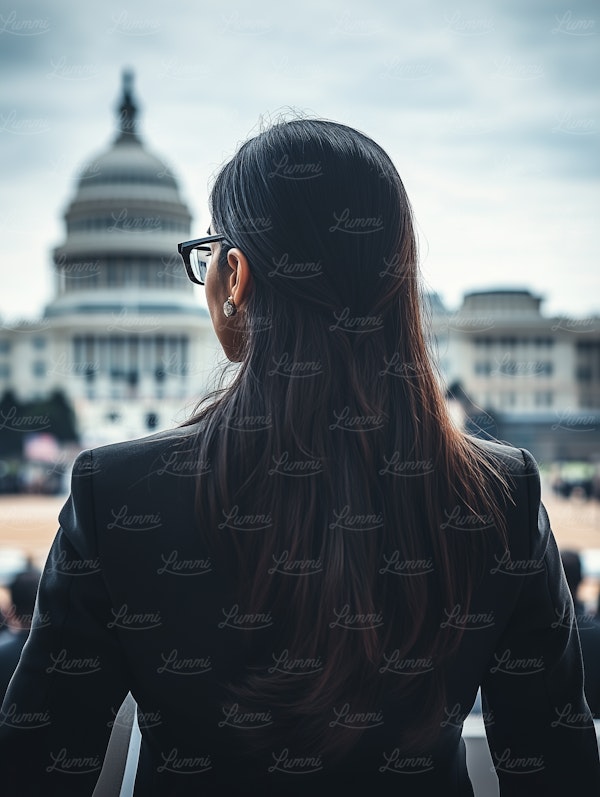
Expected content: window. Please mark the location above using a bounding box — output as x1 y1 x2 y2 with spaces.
32 361 46 378
146 412 158 429
32 336 46 349
0 340 11 354
0 363 10 378
474 361 491 376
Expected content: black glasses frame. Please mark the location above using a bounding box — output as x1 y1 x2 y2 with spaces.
177 234 226 285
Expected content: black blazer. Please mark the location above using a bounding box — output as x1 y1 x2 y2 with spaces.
1 425 599 796
0 630 29 705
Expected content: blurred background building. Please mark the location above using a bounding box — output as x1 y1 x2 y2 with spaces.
428 289 600 469
0 72 220 459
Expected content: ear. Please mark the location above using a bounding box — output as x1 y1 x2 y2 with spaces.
226 248 254 311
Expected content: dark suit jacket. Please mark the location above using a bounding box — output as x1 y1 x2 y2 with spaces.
1 425 599 796
574 600 600 718
0 630 29 706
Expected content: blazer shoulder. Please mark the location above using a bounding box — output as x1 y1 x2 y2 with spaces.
90 422 201 460
71 421 205 491
466 435 539 480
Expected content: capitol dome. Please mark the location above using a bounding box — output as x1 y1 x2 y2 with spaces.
76 143 179 193
35 71 218 445
77 137 178 191
48 70 199 313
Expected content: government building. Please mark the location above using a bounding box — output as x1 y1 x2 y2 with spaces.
427 289 600 462
0 73 221 447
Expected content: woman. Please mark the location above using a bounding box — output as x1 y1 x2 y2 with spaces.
1 119 599 795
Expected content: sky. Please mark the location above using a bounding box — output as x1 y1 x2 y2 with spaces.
1 0 598 322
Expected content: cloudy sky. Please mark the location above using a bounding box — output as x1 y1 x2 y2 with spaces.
1 0 598 322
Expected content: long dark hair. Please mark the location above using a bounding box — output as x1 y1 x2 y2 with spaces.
182 118 510 760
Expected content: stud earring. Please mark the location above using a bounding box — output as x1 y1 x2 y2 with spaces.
223 295 237 317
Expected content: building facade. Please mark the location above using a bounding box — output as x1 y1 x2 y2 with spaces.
428 289 600 461
0 73 222 447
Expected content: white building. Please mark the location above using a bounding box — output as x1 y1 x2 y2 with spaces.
0 72 222 447
427 289 600 461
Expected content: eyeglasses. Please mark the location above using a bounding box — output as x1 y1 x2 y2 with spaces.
177 234 226 285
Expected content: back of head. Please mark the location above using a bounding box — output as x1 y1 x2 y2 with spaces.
206 118 432 478
210 118 417 340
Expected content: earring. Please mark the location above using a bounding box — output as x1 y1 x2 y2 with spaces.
223 295 237 317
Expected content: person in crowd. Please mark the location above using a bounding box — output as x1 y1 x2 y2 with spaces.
1 119 599 796
0 566 41 704
560 549 600 717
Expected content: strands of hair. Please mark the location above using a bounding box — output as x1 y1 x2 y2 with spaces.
181 118 511 762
